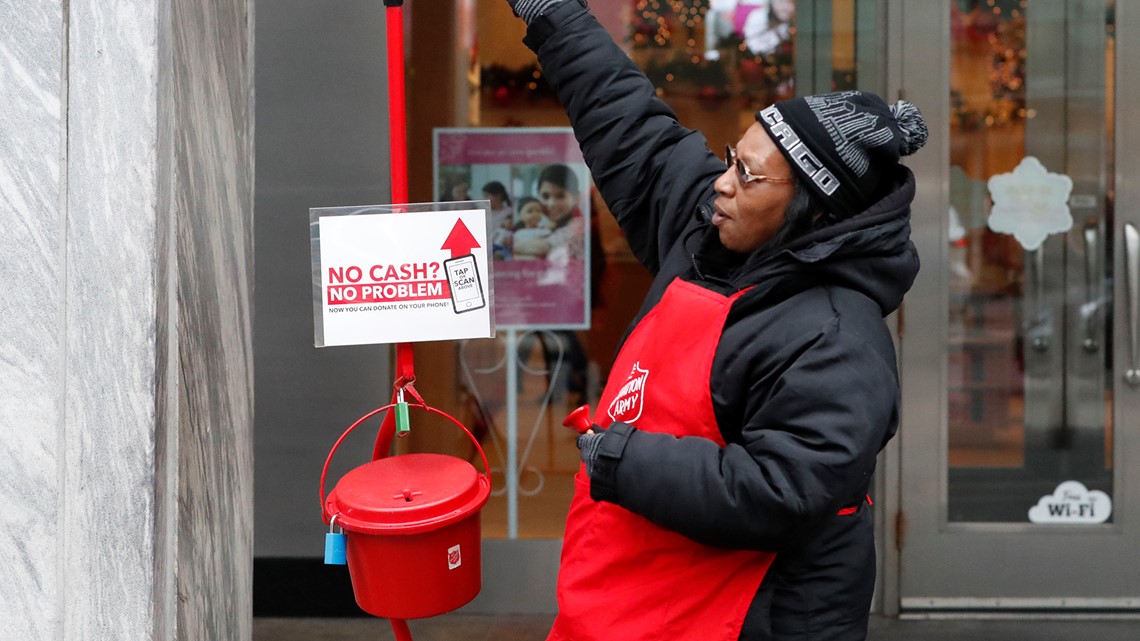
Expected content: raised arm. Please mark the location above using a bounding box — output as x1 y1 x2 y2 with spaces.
516 0 727 274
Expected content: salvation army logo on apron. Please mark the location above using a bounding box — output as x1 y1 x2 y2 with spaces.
607 362 649 424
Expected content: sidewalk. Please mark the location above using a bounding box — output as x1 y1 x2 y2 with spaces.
254 613 1140 640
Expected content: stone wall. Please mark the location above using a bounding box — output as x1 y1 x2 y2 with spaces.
0 0 254 638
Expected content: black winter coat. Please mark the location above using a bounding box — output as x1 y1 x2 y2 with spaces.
524 2 920 639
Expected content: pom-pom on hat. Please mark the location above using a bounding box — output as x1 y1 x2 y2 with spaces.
755 91 928 218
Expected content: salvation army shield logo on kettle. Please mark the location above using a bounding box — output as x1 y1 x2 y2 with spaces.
608 362 649 424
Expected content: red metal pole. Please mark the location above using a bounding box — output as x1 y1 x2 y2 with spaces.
374 0 416 463
384 3 415 639
386 1 408 205
391 618 414 641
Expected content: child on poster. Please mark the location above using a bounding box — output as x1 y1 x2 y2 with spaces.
512 197 552 260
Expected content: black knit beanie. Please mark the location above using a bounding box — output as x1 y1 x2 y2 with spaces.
756 91 928 218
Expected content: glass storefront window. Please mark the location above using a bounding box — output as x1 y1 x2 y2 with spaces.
477 0 804 148
945 0 1115 523
431 0 878 538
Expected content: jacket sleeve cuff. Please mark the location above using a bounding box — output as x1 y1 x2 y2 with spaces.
522 0 591 52
588 421 634 503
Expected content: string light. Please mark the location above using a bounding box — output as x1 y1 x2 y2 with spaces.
635 0 707 47
949 2 1029 131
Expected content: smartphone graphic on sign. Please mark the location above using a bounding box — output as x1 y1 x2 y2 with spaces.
444 254 486 314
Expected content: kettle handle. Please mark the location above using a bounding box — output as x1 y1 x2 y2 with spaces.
562 404 593 434
319 403 492 522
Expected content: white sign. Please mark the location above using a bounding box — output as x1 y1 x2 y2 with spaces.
313 208 494 346
1028 480 1112 524
987 156 1073 251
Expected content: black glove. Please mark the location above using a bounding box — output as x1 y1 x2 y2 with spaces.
508 0 567 24
576 429 604 477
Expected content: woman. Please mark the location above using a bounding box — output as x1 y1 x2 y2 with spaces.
483 180 516 260
482 180 515 228
506 1 928 640
512 164 585 261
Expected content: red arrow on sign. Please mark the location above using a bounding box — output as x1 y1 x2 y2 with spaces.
441 218 481 258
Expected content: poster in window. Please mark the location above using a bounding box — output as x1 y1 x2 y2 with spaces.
434 128 591 329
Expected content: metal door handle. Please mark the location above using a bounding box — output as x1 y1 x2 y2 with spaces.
1029 248 1049 352
1125 223 1140 385
1082 222 1099 353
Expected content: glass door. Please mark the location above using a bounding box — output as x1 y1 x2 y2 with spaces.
899 0 1140 608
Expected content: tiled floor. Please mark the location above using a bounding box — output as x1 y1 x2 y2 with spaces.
253 615 553 641
254 614 1140 640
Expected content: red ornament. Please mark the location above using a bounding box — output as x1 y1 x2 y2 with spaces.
697 85 726 110
492 86 512 107
737 58 764 85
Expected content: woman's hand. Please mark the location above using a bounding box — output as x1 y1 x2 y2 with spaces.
576 429 604 476
507 0 566 24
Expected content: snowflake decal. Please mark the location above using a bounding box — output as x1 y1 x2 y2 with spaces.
986 156 1073 251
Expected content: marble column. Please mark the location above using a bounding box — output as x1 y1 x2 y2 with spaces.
0 0 254 639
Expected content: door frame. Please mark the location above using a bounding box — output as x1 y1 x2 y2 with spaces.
895 0 1140 612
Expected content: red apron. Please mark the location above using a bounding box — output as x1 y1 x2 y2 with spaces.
548 278 776 641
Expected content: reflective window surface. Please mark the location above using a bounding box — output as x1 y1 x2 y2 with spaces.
946 0 1115 523
406 0 869 539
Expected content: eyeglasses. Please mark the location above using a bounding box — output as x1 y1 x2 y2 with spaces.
726 145 795 186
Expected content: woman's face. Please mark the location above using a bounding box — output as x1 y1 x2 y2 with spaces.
538 180 578 222
519 201 545 228
484 192 504 209
772 0 795 22
711 122 796 253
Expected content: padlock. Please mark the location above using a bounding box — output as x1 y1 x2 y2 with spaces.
324 515 347 565
395 388 411 437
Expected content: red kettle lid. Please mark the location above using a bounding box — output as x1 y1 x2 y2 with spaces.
326 453 490 535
